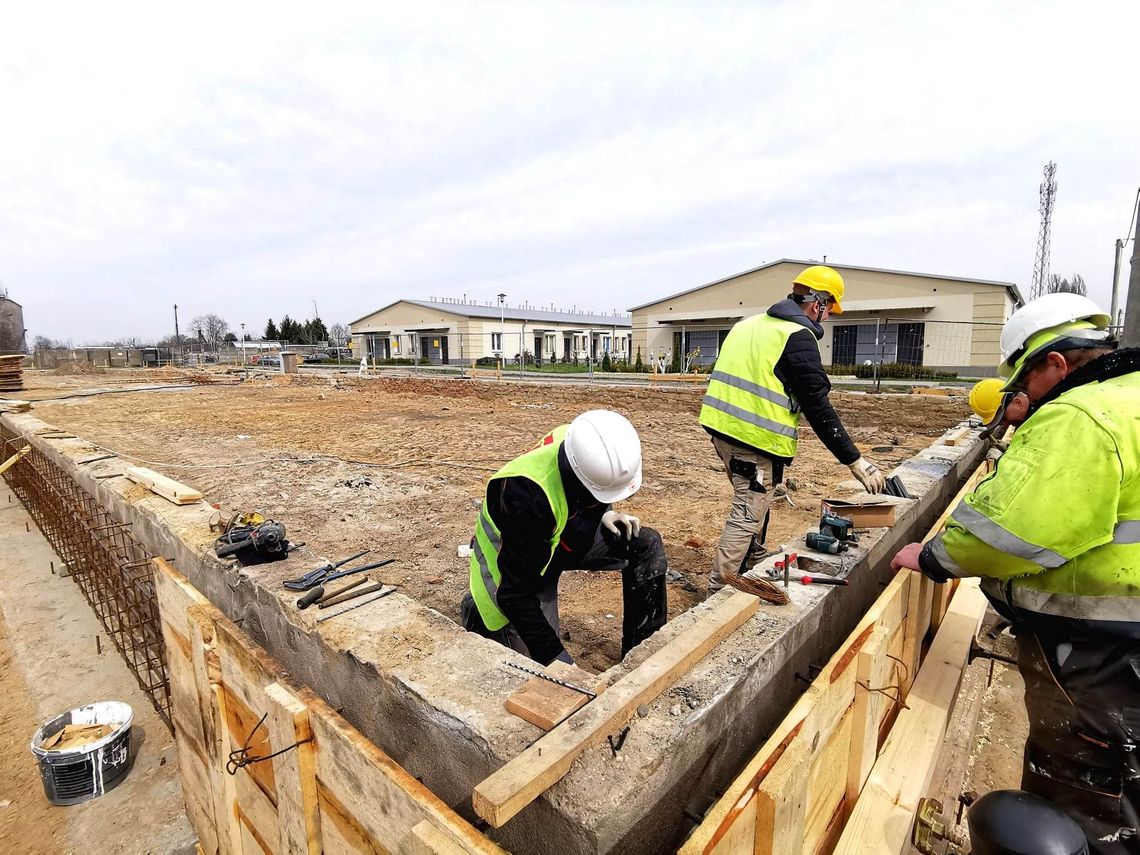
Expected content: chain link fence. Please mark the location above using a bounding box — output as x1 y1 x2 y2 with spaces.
824 317 1005 389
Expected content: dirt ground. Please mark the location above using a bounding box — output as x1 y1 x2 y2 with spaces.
19 369 968 672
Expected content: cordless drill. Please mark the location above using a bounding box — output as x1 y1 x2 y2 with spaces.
805 512 857 555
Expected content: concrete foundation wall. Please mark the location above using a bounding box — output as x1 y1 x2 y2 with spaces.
1 410 986 854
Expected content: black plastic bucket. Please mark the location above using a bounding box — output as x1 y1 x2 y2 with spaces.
30 701 134 806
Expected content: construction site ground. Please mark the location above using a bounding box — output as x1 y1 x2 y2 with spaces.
17 367 970 674
0 367 1040 852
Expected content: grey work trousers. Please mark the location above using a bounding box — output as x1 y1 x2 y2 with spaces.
709 436 777 593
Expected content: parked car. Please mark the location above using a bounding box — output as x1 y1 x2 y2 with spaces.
260 355 282 369
302 352 329 364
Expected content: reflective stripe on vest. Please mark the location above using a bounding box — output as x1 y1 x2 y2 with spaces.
1115 520 1140 544
468 426 570 631
1008 588 1140 623
700 394 798 438
698 314 804 457
950 503 1067 568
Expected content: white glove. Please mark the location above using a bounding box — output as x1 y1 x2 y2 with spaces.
602 511 641 541
848 457 885 494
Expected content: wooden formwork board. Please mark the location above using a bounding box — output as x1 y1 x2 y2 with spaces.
153 558 504 855
680 456 994 855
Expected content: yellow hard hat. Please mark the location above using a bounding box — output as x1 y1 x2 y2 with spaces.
793 265 845 314
968 379 1007 426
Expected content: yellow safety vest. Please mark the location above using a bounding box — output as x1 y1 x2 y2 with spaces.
469 426 570 630
699 314 803 458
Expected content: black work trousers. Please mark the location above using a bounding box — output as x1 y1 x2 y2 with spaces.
462 525 668 662
1018 630 1140 853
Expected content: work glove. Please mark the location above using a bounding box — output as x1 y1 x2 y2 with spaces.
848 457 885 494
602 511 641 541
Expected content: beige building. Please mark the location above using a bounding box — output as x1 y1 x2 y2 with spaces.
629 259 1024 375
349 299 631 366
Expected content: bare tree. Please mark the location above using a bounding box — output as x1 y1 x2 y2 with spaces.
189 314 231 351
329 323 349 348
1046 273 1087 296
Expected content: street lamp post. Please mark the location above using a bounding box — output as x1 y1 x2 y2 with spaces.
497 292 506 371
240 323 246 367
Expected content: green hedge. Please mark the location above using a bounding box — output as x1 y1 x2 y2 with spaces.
827 362 958 380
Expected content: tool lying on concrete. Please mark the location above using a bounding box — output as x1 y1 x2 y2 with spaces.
315 587 395 623
804 512 858 555
317 581 388 609
884 475 912 499
215 515 292 562
504 661 598 699
296 576 370 610
790 574 848 586
283 551 392 591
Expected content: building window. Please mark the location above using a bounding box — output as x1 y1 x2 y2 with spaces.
897 323 925 366
832 325 858 365
491 332 502 353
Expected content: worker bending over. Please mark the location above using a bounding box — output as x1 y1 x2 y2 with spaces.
699 265 885 593
892 293 1139 853
968 377 1029 454
461 410 667 665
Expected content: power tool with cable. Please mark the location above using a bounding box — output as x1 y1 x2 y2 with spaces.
805 512 858 555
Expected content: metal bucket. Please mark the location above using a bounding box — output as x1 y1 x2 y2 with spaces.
30 701 134 806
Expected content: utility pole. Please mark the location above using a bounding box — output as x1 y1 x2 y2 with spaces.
497 292 506 371
1123 211 1140 347
173 303 181 366
1110 239 1124 328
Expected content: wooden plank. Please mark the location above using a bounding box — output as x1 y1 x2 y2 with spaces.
234 765 282 854
265 683 322 855
804 711 853 854
707 791 757 855
504 661 606 730
679 574 911 854
940 426 972 446
833 581 987 854
473 591 759 828
187 605 243 855
408 820 479 855
0 445 29 475
755 739 810 855
845 625 892 811
125 465 204 504
222 684 278 806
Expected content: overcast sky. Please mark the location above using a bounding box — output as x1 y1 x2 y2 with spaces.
2 1 1137 344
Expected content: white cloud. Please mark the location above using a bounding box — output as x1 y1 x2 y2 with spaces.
0 0 1136 341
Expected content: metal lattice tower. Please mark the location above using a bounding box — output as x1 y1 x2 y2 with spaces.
1030 161 1058 299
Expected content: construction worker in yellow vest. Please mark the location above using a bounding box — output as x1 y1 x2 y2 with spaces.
892 293 1140 853
461 410 667 665
968 377 1029 455
699 265 885 594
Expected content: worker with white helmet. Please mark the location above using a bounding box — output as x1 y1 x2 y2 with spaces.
699 265 886 594
892 292 1140 852
461 409 667 665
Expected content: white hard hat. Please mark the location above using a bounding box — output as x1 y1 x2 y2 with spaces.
998 293 1111 378
564 410 643 503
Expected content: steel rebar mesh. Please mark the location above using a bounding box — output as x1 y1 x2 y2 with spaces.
1 429 171 727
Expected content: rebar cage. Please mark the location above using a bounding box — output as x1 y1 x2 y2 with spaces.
1 429 171 727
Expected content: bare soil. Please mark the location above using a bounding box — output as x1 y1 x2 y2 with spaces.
22 369 968 672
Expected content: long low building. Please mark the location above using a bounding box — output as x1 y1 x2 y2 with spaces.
630 259 1024 375
349 298 632 365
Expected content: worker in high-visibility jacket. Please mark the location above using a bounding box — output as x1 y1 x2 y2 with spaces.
892 292 1139 853
460 410 667 666
699 265 885 593
968 377 1029 455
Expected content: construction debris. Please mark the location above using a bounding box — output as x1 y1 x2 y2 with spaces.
41 722 117 751
0 355 24 392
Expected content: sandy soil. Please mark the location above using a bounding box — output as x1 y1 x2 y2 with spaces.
22 369 968 672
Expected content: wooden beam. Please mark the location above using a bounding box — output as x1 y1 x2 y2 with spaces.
832 581 987 855
473 591 759 828
504 661 605 730
0 445 29 476
755 739 810 855
265 683 322 855
845 625 891 813
125 465 204 504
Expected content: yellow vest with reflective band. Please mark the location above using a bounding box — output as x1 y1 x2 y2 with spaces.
469 426 571 631
698 313 803 458
932 371 1140 625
